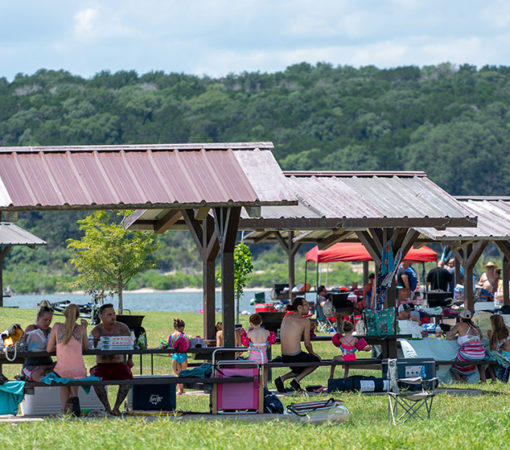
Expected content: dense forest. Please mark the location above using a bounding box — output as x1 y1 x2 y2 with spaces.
1 63 508 293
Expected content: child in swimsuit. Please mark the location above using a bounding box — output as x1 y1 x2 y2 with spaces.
168 318 190 395
330 321 371 379
244 313 276 386
488 314 510 379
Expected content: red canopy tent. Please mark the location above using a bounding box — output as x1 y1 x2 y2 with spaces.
306 242 437 263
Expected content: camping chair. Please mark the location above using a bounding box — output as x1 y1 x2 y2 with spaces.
315 303 335 333
386 359 436 424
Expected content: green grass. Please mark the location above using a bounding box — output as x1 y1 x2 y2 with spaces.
1 308 510 449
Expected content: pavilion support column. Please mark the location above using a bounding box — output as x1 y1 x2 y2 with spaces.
454 259 461 288
214 207 241 348
275 231 302 300
454 241 488 313
495 242 510 306
182 211 219 343
0 246 11 308
363 261 369 288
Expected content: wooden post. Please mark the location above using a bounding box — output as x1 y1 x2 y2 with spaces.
0 246 11 308
363 261 369 287
503 258 509 306
183 211 219 343
454 259 461 288
275 231 302 300
454 241 487 313
214 207 241 348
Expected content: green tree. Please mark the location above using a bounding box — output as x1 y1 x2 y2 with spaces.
217 241 254 323
66 210 158 313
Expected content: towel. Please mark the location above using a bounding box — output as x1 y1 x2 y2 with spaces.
40 372 102 393
0 381 25 415
179 363 212 378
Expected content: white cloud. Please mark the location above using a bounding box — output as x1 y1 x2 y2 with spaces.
74 8 98 39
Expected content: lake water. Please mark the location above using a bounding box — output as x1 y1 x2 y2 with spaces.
3 290 317 313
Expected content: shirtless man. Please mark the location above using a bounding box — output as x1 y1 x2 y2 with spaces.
90 304 134 416
478 262 499 294
274 297 321 393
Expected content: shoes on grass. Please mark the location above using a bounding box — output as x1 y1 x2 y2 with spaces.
290 379 304 393
274 377 285 393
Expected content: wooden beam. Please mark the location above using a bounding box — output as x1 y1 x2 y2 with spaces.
316 230 351 249
154 211 182 234
194 207 210 221
356 230 382 265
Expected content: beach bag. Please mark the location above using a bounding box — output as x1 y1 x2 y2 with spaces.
365 307 395 336
323 301 335 317
1 324 25 362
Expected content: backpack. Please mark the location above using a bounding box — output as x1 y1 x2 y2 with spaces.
406 267 418 291
264 388 284 414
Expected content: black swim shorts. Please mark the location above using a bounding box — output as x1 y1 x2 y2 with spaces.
282 351 320 375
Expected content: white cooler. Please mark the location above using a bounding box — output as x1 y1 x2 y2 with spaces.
21 386 105 416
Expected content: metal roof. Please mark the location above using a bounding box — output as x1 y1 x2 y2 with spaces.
240 171 477 230
0 222 46 246
416 197 510 241
0 143 297 211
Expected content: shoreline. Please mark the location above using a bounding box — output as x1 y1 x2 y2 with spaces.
32 287 272 296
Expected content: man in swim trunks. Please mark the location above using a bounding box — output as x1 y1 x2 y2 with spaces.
274 297 321 393
90 304 134 416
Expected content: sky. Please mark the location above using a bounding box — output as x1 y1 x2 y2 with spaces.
1 0 510 80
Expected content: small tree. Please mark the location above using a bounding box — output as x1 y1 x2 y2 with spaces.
66 210 158 313
217 241 254 323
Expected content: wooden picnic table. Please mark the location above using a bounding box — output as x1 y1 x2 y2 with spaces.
0 347 248 376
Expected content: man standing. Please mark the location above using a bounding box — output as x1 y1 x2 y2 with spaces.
426 261 452 291
274 297 321 393
90 304 134 416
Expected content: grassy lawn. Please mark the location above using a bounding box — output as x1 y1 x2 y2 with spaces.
1 307 509 449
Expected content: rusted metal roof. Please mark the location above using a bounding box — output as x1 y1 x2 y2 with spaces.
417 197 510 241
0 222 46 246
0 143 297 211
240 171 477 230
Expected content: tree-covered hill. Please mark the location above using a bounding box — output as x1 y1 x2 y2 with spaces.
1 63 509 292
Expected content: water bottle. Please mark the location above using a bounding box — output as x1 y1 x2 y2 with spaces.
130 331 136 349
88 334 95 349
435 325 442 338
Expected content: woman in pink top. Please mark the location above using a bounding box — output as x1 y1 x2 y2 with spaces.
47 304 88 415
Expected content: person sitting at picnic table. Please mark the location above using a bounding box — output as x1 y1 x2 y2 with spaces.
478 262 499 301
242 313 276 386
317 285 328 307
488 314 510 378
274 297 321 393
89 303 134 416
330 321 371 379
446 309 487 383
46 304 88 416
22 301 55 382
397 303 426 338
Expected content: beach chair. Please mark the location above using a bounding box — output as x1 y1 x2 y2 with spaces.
385 359 436 424
315 303 335 333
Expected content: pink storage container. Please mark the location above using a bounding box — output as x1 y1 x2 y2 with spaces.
216 367 260 412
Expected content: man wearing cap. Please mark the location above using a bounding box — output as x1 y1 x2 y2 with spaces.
397 304 425 338
478 262 499 298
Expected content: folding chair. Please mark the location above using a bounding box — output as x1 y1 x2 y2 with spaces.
315 303 335 333
385 359 436 424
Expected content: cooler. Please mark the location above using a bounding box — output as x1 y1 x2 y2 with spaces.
382 359 436 391
127 375 176 412
216 367 260 412
21 386 105 416
255 303 276 313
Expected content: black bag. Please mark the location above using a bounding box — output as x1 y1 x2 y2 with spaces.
264 387 284 414
328 375 386 393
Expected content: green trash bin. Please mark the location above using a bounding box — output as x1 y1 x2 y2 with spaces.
254 292 265 303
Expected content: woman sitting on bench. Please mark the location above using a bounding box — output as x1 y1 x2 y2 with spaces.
46 304 88 416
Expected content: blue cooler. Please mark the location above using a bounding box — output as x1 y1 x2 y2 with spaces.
128 376 176 411
382 359 437 391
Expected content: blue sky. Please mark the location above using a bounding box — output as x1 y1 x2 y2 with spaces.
2 0 510 80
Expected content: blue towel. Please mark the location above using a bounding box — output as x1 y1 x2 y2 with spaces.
179 363 212 378
40 372 102 393
0 381 25 415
